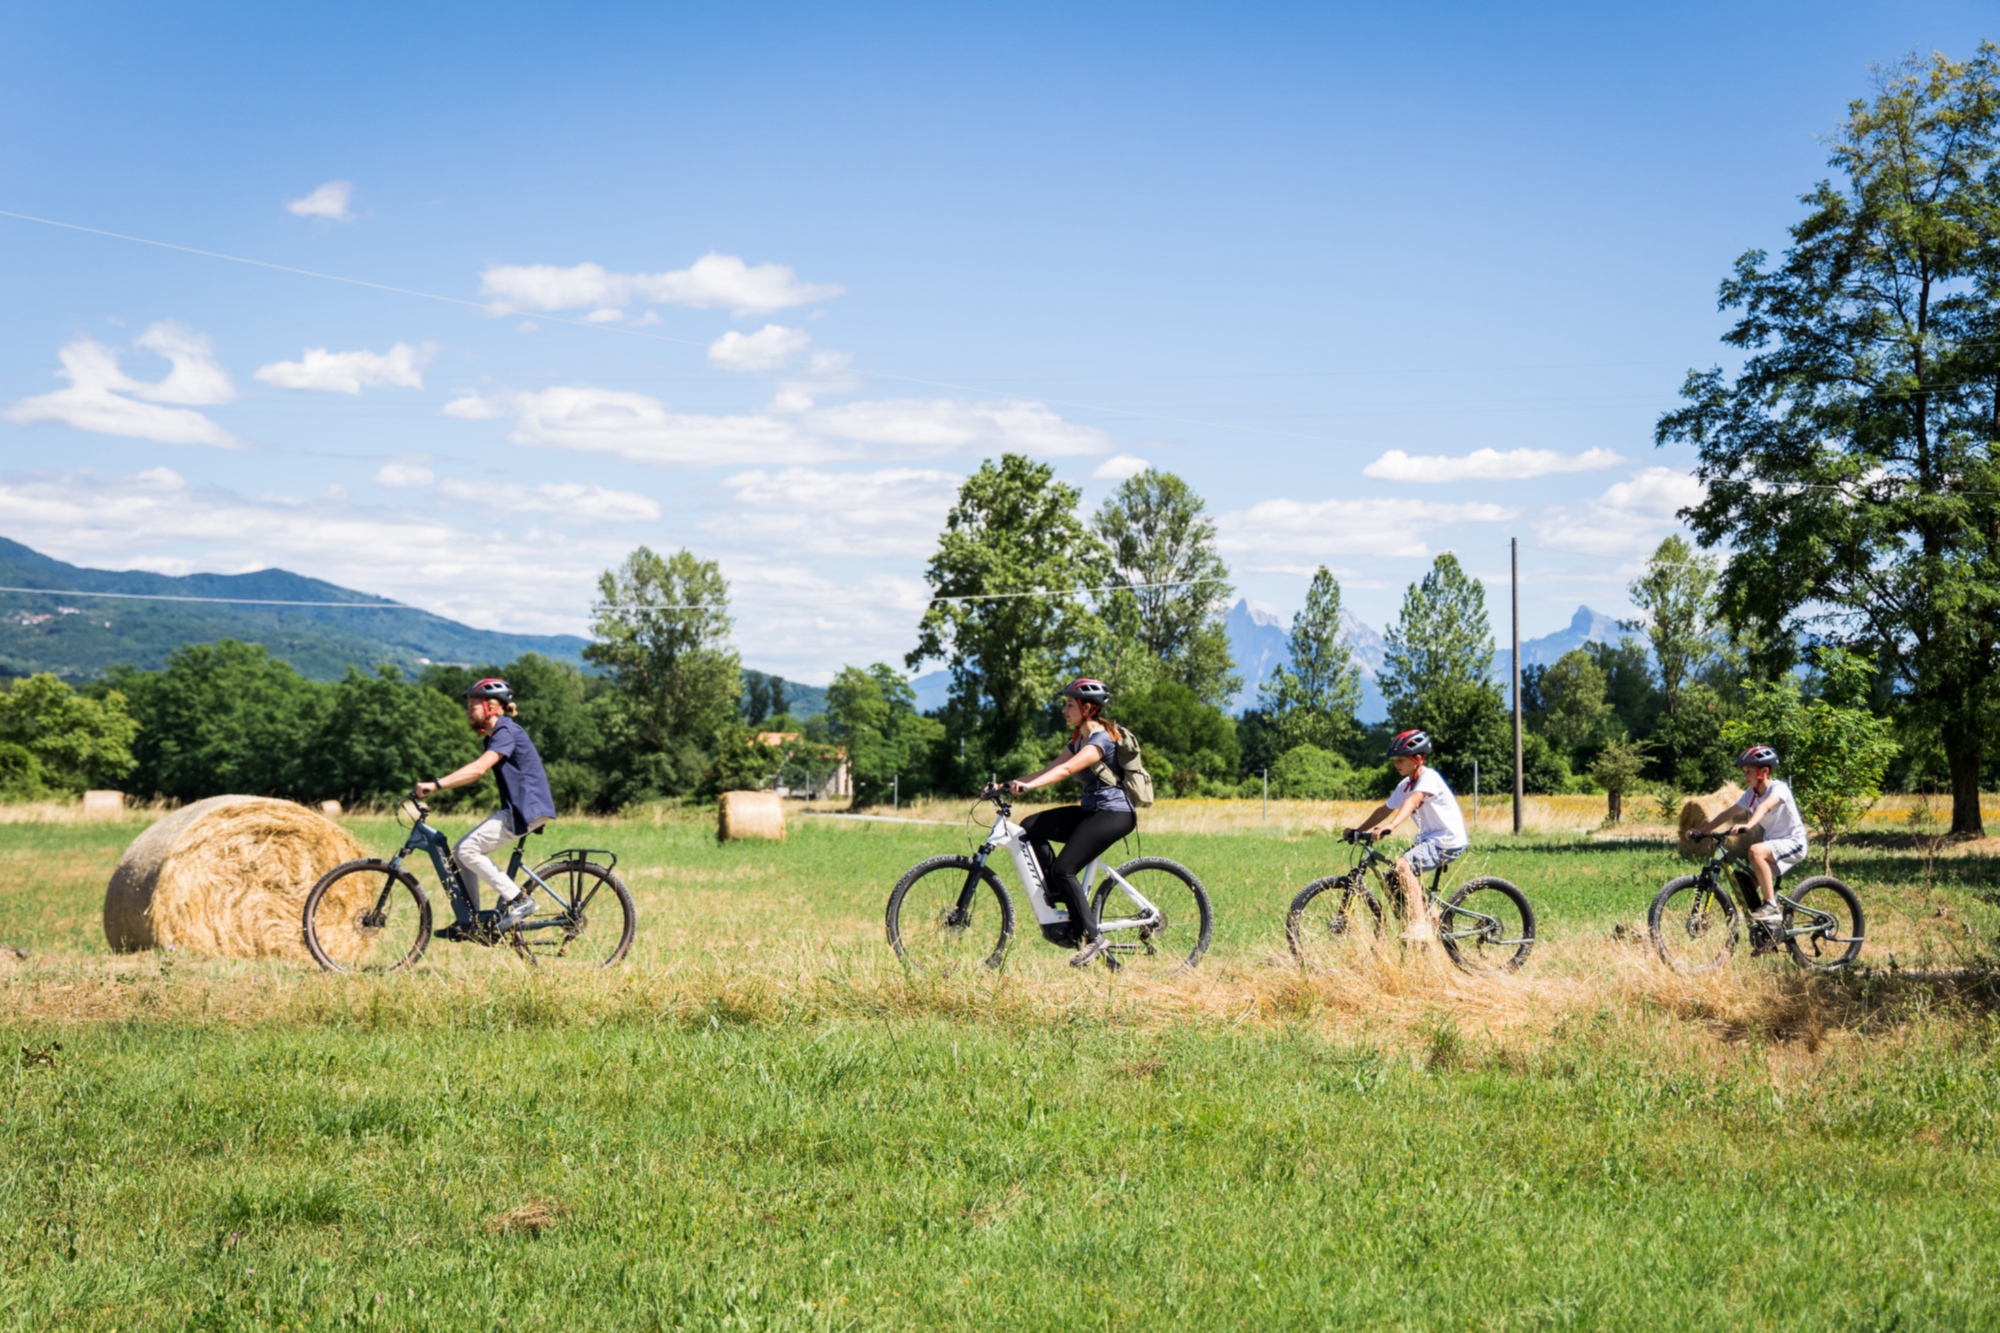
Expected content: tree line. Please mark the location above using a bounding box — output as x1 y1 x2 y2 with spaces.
1 49 1994 833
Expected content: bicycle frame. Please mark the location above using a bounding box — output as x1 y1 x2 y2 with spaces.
1690 839 1846 944
1343 839 1507 947
391 803 611 935
968 803 1162 936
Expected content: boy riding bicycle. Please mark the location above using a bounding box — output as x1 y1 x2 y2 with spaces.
415 677 558 939
1345 729 1468 942
1692 744 1805 925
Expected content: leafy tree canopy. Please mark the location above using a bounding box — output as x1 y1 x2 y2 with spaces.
1657 44 2000 833
1259 566 1362 754
908 455 1107 772
1382 553 1507 790
0 673 138 794
1094 469 1238 707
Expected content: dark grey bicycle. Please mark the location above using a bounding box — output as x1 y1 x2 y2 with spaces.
1648 831 1863 973
1286 829 1535 974
301 791 634 973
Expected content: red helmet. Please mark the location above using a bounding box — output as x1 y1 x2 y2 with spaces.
1058 677 1111 706
1387 729 1433 757
463 677 513 704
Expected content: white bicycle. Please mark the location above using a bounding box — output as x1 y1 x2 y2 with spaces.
885 787 1212 975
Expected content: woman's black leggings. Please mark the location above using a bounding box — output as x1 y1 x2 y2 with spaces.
1019 805 1137 941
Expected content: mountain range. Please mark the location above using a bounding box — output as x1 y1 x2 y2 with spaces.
0 538 833 719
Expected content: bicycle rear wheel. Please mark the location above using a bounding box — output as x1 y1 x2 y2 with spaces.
886 856 1014 976
1439 877 1535 974
1783 876 1864 972
514 859 636 967
303 859 432 974
1286 875 1385 972
1648 875 1739 973
1093 857 1212 975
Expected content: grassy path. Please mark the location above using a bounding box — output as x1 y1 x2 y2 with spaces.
2 809 1999 1328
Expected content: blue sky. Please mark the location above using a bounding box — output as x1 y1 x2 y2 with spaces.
2 2 1991 681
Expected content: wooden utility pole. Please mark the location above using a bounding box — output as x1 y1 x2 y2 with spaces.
1512 537 1523 833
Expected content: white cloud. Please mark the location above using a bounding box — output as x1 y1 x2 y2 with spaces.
448 378 1115 468
505 386 831 466
441 394 505 420
709 468 960 558
1363 447 1624 483
1217 497 1518 560
1092 453 1150 481
1533 467 1704 557
479 253 843 317
4 323 239 447
436 478 660 521
374 464 435 488
806 398 1113 456
0 466 631 637
708 324 811 372
769 350 859 413
286 180 354 221
254 342 434 394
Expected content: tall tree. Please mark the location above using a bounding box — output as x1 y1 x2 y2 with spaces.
585 547 741 797
1533 648 1611 757
1625 536 1720 717
825 664 945 807
1258 566 1362 752
107 640 326 801
1094 469 1239 706
1381 553 1507 789
1657 45 2000 834
0 674 138 794
908 455 1107 773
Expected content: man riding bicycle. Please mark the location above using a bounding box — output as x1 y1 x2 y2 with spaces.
1346 729 1468 942
1692 744 1806 926
415 678 558 938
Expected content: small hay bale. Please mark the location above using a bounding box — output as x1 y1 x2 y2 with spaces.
718 790 784 842
319 799 342 817
1677 784 1762 859
103 796 365 958
486 1199 568 1236
82 790 124 819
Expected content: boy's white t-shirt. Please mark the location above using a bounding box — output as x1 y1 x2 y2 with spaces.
1388 766 1469 848
1737 778 1806 845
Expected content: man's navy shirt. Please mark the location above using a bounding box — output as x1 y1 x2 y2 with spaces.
485 716 558 833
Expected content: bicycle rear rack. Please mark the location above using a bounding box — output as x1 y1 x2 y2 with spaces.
540 847 619 872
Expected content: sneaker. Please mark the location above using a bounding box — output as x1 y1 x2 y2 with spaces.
1751 903 1782 925
1068 936 1111 968
492 894 536 929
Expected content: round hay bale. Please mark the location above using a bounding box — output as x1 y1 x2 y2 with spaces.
718 790 784 842
103 796 365 958
1677 784 1763 859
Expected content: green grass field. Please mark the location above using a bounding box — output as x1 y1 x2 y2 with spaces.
3 805 2000 1330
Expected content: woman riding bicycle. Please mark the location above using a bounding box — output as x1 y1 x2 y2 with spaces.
1004 677 1135 969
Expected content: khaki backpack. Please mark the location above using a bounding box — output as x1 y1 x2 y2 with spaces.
1083 723 1155 809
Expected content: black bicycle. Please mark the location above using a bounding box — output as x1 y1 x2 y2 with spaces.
301 792 635 973
1286 830 1535 974
1648 831 1863 974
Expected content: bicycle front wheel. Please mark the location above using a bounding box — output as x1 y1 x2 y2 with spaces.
1783 876 1864 972
1287 875 1385 972
1093 857 1213 975
886 856 1014 976
516 859 636 967
1648 875 1739 973
1440 877 1535 974
303 859 432 974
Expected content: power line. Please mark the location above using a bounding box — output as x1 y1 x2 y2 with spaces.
0 577 1231 615
0 208 1361 446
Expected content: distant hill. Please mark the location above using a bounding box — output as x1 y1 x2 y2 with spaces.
0 537 830 711
1493 605 1636 682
